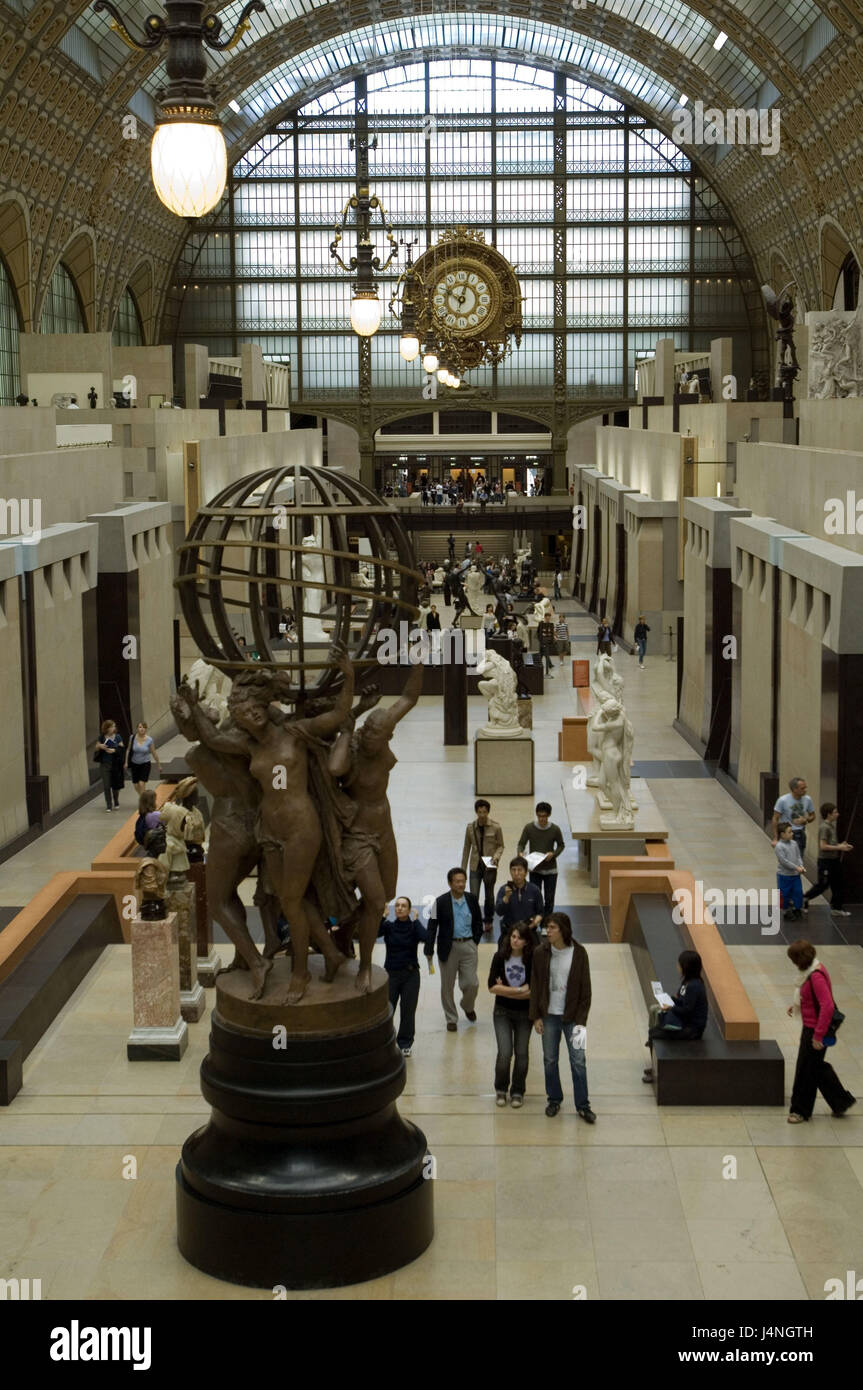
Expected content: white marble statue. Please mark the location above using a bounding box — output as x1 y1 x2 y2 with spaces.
301 529 330 642
808 307 863 399
463 564 486 615
476 649 528 739
592 698 635 828
586 654 636 812
185 657 232 722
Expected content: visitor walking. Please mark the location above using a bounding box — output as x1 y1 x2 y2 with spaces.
517 802 565 915
530 912 595 1123
786 939 855 1123
803 804 852 916
424 868 484 1031
482 604 498 637
488 922 534 1107
596 620 613 655
538 614 556 675
125 720 162 795
495 857 544 940
555 614 569 665
772 777 816 857
426 605 441 631
94 719 125 811
642 950 708 1083
775 820 806 920
461 798 505 933
378 896 428 1056
447 533 455 563
553 568 564 600
634 616 650 669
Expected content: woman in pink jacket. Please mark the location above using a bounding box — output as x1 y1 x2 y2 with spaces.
786 940 855 1123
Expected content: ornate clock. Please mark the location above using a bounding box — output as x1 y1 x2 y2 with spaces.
411 227 522 373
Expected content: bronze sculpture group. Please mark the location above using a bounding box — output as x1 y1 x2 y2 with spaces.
170 647 422 1005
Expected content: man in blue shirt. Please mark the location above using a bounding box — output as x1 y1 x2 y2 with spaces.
495 856 544 942
425 867 484 1032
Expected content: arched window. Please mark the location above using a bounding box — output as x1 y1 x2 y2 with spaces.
174 62 762 401
113 287 145 346
0 254 21 404
40 262 86 333
838 252 860 311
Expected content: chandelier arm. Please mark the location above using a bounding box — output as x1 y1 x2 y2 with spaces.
203 1 266 51
92 1 165 49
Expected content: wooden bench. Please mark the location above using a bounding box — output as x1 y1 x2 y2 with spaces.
558 716 592 761
608 869 761 1041
0 894 123 1103
597 853 675 906
623 892 784 1106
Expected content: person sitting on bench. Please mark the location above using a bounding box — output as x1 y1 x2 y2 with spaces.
642 949 708 1083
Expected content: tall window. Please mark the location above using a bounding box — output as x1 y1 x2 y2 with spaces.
173 62 760 401
40 262 86 334
0 256 21 405
113 287 145 346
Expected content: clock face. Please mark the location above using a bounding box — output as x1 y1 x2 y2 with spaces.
431 263 497 335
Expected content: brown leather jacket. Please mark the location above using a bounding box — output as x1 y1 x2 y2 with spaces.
529 939 592 1023
461 818 505 874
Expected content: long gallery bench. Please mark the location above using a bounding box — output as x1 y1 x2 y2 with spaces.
607 866 785 1106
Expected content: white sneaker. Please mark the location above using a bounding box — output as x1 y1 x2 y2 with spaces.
496 1093 507 1107
401 1046 412 1057
831 909 851 917
510 1096 524 1109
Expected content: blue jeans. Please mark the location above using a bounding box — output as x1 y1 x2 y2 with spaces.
778 873 803 911
636 638 646 663
541 1013 589 1110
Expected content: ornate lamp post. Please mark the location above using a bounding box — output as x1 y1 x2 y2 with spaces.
92 0 264 218
330 136 398 338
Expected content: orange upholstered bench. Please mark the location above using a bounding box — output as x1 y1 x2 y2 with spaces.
608 868 760 1042
597 853 675 906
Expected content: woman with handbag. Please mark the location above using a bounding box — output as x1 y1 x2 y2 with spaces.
95 719 125 811
786 939 855 1123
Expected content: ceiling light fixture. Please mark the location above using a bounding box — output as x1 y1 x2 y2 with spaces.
330 135 398 338
93 0 264 218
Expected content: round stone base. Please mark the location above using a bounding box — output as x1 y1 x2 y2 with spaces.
177 967 434 1288
216 953 389 1036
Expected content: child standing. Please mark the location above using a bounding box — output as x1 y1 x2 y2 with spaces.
775 820 805 921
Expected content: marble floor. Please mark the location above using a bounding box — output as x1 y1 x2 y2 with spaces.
1 594 862 1300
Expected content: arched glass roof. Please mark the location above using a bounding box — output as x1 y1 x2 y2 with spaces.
70 0 833 119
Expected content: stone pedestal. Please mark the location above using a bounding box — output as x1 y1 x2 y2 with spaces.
475 732 534 795
187 860 222 987
127 912 189 1061
166 874 205 1022
176 955 434 1289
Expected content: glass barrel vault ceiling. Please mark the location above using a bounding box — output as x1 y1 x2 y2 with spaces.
171 63 764 402
69 0 834 123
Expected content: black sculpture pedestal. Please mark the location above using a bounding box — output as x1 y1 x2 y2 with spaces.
176 956 434 1289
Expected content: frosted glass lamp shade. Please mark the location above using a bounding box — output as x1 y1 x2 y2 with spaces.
350 291 382 337
422 350 439 373
399 334 420 362
436 365 449 384
449 373 461 388
151 121 227 218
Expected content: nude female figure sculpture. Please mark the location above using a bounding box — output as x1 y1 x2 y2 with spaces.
329 661 424 994
171 688 280 1000
174 648 355 1003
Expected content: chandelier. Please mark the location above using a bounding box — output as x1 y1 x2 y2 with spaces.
330 136 398 337
93 0 264 219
